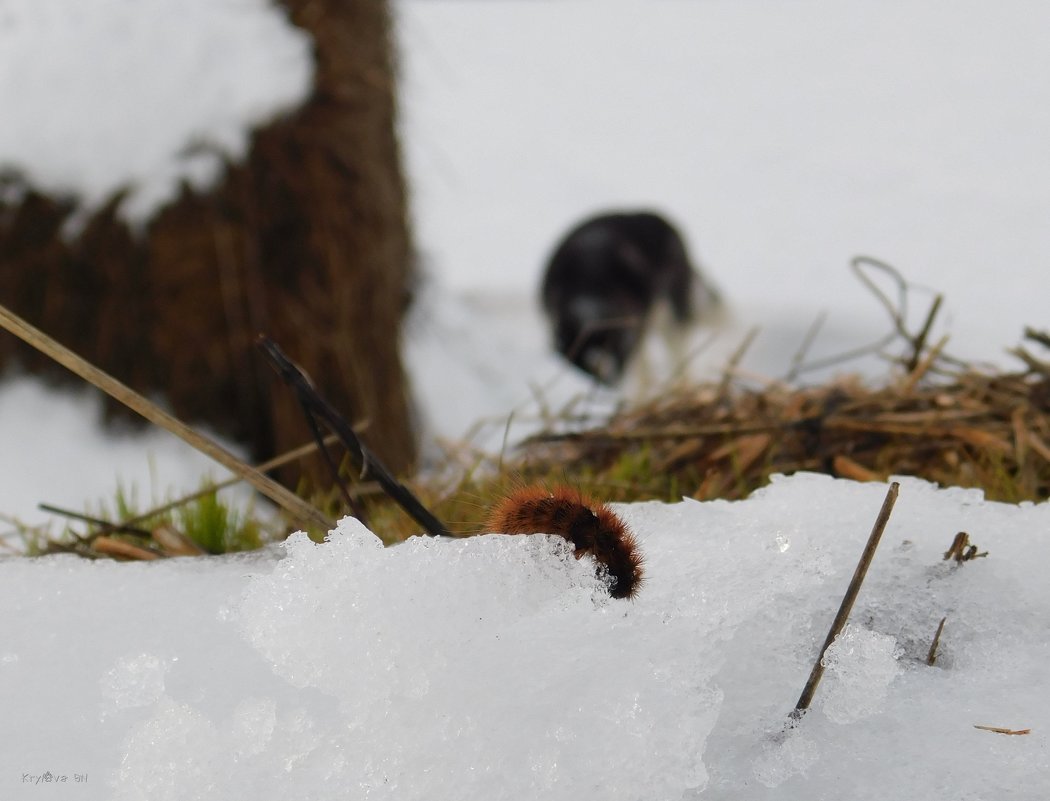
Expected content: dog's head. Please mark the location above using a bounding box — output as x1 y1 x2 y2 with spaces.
554 296 643 384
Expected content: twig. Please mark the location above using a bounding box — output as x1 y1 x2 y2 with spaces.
1024 327 1050 350
791 257 941 379
851 256 910 338
92 536 162 561
526 417 819 445
943 531 988 562
905 294 944 373
717 327 759 399
497 410 516 474
899 334 950 395
784 256 907 377
257 335 450 538
791 481 900 720
105 433 347 535
41 435 347 550
0 302 333 533
785 311 828 382
37 503 153 538
973 725 1031 736
1009 346 1050 376
926 616 947 665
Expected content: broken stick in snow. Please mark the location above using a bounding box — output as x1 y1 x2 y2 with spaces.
790 481 900 721
926 616 948 666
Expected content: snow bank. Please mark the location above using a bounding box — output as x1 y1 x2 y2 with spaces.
2 473 1047 799
0 0 313 228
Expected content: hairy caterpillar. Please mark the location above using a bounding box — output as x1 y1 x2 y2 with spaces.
486 485 644 599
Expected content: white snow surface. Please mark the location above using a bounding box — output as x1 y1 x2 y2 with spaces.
0 0 313 227
2 474 1048 798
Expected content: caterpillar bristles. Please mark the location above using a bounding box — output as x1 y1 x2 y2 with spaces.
486 484 644 599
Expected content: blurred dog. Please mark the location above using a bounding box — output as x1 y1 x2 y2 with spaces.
540 210 718 384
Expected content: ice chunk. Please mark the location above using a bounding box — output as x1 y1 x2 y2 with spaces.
817 625 901 724
752 727 820 788
228 516 717 800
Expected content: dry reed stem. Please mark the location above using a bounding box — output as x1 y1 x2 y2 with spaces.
832 455 883 483
0 302 333 533
99 433 347 538
92 536 161 561
926 616 947 666
973 725 1031 736
791 481 899 720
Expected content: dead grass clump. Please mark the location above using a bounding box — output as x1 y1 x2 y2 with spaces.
515 329 1050 505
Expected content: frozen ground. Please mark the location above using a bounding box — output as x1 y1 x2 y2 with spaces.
2 474 1048 799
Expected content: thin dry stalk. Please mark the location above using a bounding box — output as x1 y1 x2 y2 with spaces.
717 327 760 399
92 536 161 561
101 433 347 536
791 481 899 720
973 725 1031 736
926 616 947 666
0 302 332 533
899 334 950 395
258 335 450 537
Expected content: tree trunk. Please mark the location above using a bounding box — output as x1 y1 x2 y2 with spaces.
0 0 417 489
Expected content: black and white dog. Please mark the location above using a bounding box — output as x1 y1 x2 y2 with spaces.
540 210 718 384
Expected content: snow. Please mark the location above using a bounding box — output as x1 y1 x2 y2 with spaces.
0 374 255 535
3 474 1049 798
1 1 1049 797
0 0 313 228
397 0 1050 446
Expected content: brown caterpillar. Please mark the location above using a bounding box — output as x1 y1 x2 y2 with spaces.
486 485 644 599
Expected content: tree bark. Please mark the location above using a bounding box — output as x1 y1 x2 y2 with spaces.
0 0 417 488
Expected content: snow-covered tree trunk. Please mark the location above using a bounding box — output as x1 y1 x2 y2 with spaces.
0 0 417 485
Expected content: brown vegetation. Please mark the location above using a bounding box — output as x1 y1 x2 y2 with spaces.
516 328 1050 505
0 0 416 487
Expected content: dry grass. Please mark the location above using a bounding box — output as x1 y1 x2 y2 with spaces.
516 332 1050 505
359 323 1050 544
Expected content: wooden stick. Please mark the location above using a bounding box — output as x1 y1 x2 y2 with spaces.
899 334 949 395
973 725 1031 736
0 302 333 533
926 616 947 665
717 327 759 399
257 335 450 538
37 503 153 537
904 293 944 373
791 481 900 720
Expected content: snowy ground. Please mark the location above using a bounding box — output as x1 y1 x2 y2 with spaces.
3 474 1048 799
1 1 1049 797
